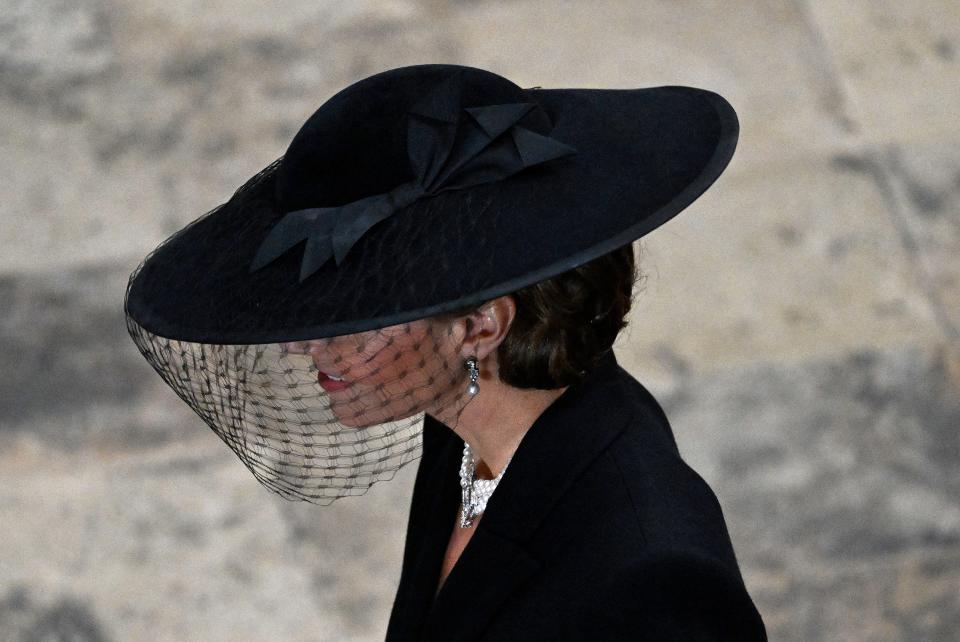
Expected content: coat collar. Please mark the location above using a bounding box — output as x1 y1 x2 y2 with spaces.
466 348 634 543
410 349 637 640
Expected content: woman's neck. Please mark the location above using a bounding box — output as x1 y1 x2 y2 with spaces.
451 373 568 479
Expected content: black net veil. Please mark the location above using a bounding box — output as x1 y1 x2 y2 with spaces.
125 316 475 504
125 162 483 504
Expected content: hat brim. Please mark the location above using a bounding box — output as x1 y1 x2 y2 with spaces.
125 85 738 344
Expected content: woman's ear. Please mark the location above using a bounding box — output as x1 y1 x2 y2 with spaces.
461 295 516 362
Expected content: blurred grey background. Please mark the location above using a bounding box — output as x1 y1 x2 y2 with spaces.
2 1 959 640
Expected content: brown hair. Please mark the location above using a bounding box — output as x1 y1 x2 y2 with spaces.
434 243 642 389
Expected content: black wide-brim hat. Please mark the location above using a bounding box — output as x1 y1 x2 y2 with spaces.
126 64 738 344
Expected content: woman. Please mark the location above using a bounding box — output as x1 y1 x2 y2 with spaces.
125 64 767 640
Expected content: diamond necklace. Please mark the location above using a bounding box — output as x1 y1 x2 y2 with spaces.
458 442 513 528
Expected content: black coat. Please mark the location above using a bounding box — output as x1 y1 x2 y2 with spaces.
386 350 767 641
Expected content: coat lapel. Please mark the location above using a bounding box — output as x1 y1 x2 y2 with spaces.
422 528 541 641
418 349 636 641
387 416 462 641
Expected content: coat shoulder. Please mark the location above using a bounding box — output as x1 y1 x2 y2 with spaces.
601 371 744 572
534 374 767 640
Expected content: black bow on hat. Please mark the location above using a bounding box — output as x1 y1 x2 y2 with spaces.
249 70 579 281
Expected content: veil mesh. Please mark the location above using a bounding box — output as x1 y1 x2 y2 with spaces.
125 306 474 504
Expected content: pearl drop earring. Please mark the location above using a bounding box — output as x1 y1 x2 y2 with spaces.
465 355 480 396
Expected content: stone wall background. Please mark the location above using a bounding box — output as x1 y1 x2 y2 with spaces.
2 1 958 640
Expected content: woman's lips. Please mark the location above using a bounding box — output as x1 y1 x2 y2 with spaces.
317 371 351 392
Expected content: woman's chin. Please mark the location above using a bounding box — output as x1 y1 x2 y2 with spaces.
326 404 400 429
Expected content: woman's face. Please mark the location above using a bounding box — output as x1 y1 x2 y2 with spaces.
281 318 468 428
